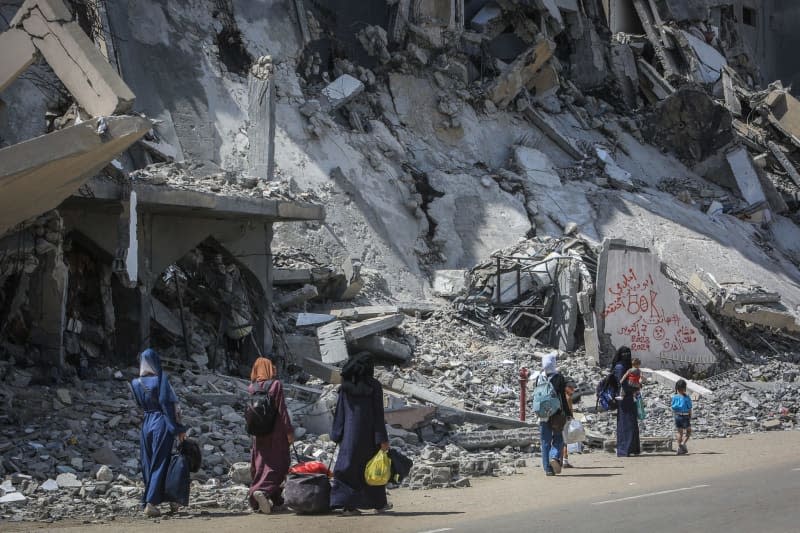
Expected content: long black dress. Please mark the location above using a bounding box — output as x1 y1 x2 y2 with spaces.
329 377 389 510
614 362 641 456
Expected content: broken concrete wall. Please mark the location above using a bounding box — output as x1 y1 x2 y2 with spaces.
595 239 718 370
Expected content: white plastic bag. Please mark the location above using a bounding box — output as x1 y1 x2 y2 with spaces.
564 419 585 444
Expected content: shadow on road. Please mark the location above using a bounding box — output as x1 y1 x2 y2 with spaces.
563 473 622 477
569 466 625 469
379 511 466 517
630 452 724 457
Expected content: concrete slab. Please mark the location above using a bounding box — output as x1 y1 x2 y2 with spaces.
320 74 364 110
302 357 341 384
273 268 313 286
316 321 349 364
295 313 336 327
0 116 151 237
384 405 436 430
512 146 562 188
725 147 769 209
678 30 727 84
432 269 468 298
0 29 37 92
487 39 556 109
595 239 718 369
647 368 715 399
343 314 404 342
764 90 800 148
328 306 400 320
14 1 135 116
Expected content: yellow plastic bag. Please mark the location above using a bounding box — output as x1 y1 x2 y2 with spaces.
364 449 391 486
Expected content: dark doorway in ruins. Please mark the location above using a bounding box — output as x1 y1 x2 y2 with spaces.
150 238 269 378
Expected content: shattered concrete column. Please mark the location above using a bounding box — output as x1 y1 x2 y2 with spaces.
99 264 116 355
28 215 68 367
549 258 580 352
247 56 276 181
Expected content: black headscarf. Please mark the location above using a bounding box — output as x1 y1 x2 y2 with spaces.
610 346 632 372
340 353 375 396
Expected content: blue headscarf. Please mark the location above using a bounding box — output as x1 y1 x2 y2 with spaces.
139 348 177 407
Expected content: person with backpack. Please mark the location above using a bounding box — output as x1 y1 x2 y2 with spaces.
330 353 390 515
611 346 641 457
129 349 187 518
247 356 294 514
534 352 571 476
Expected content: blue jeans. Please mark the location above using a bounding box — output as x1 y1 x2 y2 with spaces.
540 421 564 473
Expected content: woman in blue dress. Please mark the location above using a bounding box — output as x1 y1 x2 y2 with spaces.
130 349 186 517
611 346 641 457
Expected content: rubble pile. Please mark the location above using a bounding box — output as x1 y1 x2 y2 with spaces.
129 161 316 203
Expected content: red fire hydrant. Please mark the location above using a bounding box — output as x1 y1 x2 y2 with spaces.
519 367 530 421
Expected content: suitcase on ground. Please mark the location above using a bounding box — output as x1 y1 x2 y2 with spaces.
283 473 331 514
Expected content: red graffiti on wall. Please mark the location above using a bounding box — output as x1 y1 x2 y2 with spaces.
604 266 700 357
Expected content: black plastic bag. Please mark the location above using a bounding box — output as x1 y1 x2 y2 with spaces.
284 473 331 514
179 439 202 473
164 453 190 506
388 448 413 483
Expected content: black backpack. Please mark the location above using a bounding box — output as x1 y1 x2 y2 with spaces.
245 380 279 436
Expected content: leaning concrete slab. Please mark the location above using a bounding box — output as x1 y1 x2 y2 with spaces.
353 335 412 363
0 29 37 92
487 39 555 108
0 115 151 237
645 368 715 399
329 305 400 320
594 239 718 370
11 0 135 116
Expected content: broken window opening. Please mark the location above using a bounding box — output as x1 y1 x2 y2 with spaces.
742 7 756 27
215 28 254 76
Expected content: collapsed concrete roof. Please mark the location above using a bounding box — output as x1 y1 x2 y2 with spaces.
0 116 151 236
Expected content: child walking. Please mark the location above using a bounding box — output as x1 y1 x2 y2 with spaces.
671 379 692 455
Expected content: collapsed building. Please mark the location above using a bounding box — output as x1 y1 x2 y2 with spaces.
1 0 800 520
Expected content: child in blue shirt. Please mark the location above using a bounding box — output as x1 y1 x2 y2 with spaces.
671 379 692 455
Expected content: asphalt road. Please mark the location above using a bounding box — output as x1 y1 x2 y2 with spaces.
6 431 800 533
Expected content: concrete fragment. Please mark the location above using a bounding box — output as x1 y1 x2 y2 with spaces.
677 30 727 84
379 374 463 409
0 492 27 503
343 314 404 342
95 465 113 482
302 357 342 384
55 473 81 488
384 405 436 430
229 462 251 484
522 105 585 160
609 42 640 109
637 58 675 102
720 303 800 333
316 321 349 365
329 306 400 320
295 313 335 327
320 74 364 111
277 284 319 309
470 2 503 33
512 146 562 188
0 116 151 237
353 335 412 363
273 268 313 286
150 297 182 337
486 39 555 109
39 479 59 491
595 147 635 190
767 141 800 187
648 369 715 399
91 444 122 466
14 0 135 116
763 89 800 147
453 427 538 451
432 270 468 298
762 419 782 430
721 69 741 117
0 28 37 93
725 146 769 209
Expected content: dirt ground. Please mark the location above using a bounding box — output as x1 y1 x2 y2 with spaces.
4 430 799 533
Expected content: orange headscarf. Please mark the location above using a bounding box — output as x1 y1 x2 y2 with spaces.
250 357 276 382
